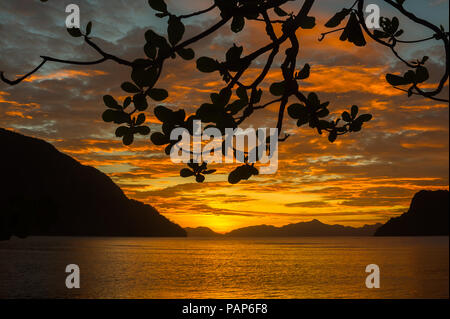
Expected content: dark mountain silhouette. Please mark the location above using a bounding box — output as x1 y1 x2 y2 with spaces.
0 128 186 240
185 227 223 237
185 220 382 237
375 190 449 236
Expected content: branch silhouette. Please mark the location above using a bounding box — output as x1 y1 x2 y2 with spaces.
1 0 448 184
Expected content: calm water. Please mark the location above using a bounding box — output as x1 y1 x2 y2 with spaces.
0 236 448 299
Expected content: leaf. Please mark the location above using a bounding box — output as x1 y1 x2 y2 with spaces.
328 130 337 143
132 66 158 88
177 47 195 60
228 165 256 184
415 66 429 83
274 7 288 17
135 126 151 135
270 81 285 96
227 99 247 115
154 105 173 122
317 108 329 118
373 30 389 39
148 0 167 12
148 88 168 101
325 8 350 28
180 168 195 177
103 95 121 110
287 103 306 119
123 133 134 146
297 117 309 127
133 93 148 111
168 16 185 46
196 174 205 183
135 113 146 126
144 43 157 59
236 86 248 102
231 15 245 33
297 64 310 80
102 109 117 122
357 114 372 122
386 73 411 86
86 22 92 36
151 132 170 145
340 12 366 47
67 27 82 37
391 17 399 33
196 57 219 73
121 82 141 93
299 16 316 29
115 126 129 137
203 169 216 175
351 105 359 119
394 29 404 37
123 97 132 108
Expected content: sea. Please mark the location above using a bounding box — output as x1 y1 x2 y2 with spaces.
0 236 448 299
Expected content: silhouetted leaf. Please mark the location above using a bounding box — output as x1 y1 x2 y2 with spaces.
148 88 168 101
325 8 350 28
340 13 366 47
168 16 185 46
386 73 412 86
67 27 82 37
132 66 158 88
415 66 429 83
123 133 134 146
351 105 358 119
296 64 310 80
123 97 132 108
103 95 121 110
133 93 148 111
135 113 146 125
151 132 170 145
357 114 372 122
287 103 306 119
115 126 129 137
102 109 116 122
148 0 167 12
135 126 151 135
328 130 337 143
86 22 92 36
177 48 195 60
122 82 141 93
373 30 389 39
196 174 205 183
197 57 219 73
270 81 285 96
231 15 245 33
144 42 157 59
299 16 316 29
154 105 173 122
180 168 195 177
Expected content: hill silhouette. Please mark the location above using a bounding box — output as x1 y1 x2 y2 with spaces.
185 220 382 237
225 219 381 237
185 227 223 237
375 190 449 236
0 128 186 240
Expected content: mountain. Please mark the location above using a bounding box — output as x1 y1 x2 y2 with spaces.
0 128 186 240
224 219 382 237
375 190 449 236
185 227 223 237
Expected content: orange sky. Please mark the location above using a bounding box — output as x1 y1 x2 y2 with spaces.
0 0 448 233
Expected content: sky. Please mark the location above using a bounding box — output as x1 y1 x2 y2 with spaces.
0 0 448 233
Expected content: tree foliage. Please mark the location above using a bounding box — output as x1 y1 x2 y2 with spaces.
1 0 448 184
